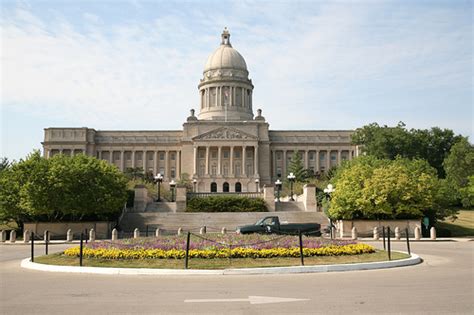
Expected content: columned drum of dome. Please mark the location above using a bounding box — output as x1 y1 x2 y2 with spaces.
198 28 254 121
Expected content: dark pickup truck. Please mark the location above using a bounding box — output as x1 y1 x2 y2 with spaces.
236 216 321 236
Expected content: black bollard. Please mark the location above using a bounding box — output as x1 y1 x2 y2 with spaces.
79 233 84 267
85 229 88 244
387 226 391 261
299 230 304 266
45 231 49 255
146 225 149 237
405 227 411 255
31 232 35 262
382 226 386 250
185 232 191 269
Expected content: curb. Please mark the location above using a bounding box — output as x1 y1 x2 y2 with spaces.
20 252 421 276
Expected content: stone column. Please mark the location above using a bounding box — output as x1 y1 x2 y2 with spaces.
98 151 102 160
337 150 342 165
217 147 222 175
120 151 125 171
193 146 197 175
326 150 331 170
242 146 247 176
305 150 309 169
282 150 287 177
242 88 245 107
143 150 147 171
131 151 136 168
316 150 320 172
165 151 169 179
176 151 181 179
254 146 259 176
216 87 219 106
153 151 158 175
272 150 276 178
230 146 234 175
349 150 354 160
205 146 209 175
109 150 113 164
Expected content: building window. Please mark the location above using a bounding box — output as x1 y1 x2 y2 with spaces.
223 150 229 158
234 151 241 158
171 167 176 178
235 182 242 192
210 182 217 192
148 153 154 160
223 164 229 176
126 152 131 161
211 151 217 159
276 167 282 178
309 152 315 160
223 182 229 192
247 151 252 159
320 152 326 160
331 153 337 161
159 152 165 160
171 153 175 161
276 152 282 160
246 164 253 175
211 164 217 175
199 150 205 159
159 167 165 176
235 163 241 176
199 165 205 176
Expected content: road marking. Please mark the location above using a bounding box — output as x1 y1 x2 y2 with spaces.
184 295 310 305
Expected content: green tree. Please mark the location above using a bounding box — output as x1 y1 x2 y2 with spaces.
287 151 307 182
0 157 10 172
328 156 438 220
351 122 464 177
443 139 474 207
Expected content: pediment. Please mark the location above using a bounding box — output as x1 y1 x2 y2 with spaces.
193 127 258 141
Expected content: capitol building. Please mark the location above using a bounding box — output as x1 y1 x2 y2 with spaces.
42 29 358 192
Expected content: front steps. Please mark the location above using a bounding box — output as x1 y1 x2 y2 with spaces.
119 210 328 233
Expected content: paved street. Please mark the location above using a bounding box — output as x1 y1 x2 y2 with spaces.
0 240 472 314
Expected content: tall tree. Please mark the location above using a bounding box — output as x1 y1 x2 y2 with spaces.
351 122 464 177
287 151 307 182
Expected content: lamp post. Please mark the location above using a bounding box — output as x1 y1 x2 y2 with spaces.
170 179 176 202
287 172 296 201
323 184 335 239
154 173 163 202
193 179 197 193
255 178 260 193
275 179 282 202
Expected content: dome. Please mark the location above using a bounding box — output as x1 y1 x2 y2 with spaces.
203 28 247 72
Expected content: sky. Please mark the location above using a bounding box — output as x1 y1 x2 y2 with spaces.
1 0 472 161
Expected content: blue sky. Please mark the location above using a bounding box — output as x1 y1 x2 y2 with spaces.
1 0 472 161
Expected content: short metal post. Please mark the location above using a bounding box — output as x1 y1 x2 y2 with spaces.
146 225 149 237
185 232 191 269
382 226 386 250
45 230 49 255
387 227 391 261
405 227 411 255
79 233 84 267
31 232 34 262
85 229 88 244
299 230 304 266
329 219 333 239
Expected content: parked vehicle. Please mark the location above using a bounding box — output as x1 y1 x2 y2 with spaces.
236 216 321 236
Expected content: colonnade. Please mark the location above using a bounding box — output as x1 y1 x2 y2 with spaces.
200 85 251 109
271 149 355 178
193 145 258 177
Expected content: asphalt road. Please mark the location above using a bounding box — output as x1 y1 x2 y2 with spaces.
0 240 472 314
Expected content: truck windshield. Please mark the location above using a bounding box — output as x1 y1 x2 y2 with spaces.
255 217 276 225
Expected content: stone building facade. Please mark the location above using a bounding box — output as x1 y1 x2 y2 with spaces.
42 28 358 193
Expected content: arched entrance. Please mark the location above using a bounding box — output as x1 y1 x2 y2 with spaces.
235 182 242 192
223 182 230 192
210 182 217 192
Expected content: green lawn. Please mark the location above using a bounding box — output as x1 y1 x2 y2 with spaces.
34 250 409 270
437 210 474 237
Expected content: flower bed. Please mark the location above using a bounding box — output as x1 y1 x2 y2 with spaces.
64 235 375 259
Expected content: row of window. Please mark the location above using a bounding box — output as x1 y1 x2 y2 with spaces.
274 151 351 161
210 182 242 192
198 163 254 176
198 150 253 159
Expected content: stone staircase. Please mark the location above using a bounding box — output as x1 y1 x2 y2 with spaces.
119 210 328 233
276 201 306 212
144 202 176 212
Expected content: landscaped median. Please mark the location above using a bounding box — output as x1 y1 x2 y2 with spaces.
28 234 414 271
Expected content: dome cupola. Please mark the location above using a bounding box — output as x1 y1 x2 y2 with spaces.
198 28 254 121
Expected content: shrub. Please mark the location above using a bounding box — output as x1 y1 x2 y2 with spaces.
186 196 267 212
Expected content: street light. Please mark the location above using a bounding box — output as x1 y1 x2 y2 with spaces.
287 172 296 201
255 178 260 192
323 183 336 238
170 179 176 202
193 179 197 193
154 173 163 202
275 179 282 202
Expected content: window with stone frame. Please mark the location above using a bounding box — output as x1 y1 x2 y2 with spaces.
223 150 229 158
276 152 282 160
171 153 175 160
235 163 241 176
211 164 217 175
223 163 229 176
159 167 165 176
309 152 315 160
234 150 241 158
276 167 282 178
159 152 165 160
171 167 176 178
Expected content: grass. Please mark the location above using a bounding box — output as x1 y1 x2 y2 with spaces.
34 250 409 270
437 209 474 237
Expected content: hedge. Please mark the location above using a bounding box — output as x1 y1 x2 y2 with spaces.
186 196 267 212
